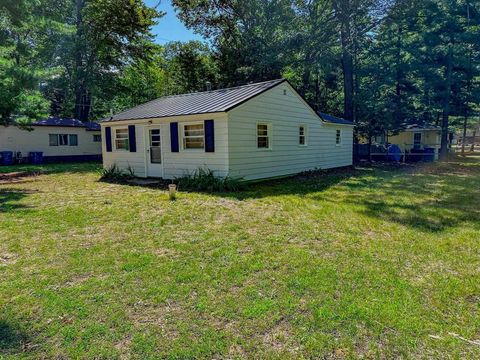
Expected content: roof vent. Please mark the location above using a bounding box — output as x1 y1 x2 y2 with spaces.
205 82 212 91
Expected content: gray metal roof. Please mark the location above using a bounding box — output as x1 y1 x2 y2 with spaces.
32 117 100 130
404 123 441 131
317 112 353 125
102 79 286 122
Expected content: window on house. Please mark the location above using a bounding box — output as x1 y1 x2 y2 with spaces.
50 134 76 146
93 134 101 142
183 123 204 149
257 123 270 148
69 134 78 146
336 129 341 145
413 132 422 149
114 128 129 151
59 134 69 145
299 125 306 146
49 134 59 146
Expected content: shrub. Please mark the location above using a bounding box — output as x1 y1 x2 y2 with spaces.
175 168 244 192
100 164 134 181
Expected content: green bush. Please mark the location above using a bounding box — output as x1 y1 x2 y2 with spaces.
100 164 134 181
175 168 244 192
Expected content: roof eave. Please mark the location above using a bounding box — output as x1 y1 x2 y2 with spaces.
100 111 229 124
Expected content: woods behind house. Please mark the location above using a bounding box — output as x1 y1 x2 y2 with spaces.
1 0 479 157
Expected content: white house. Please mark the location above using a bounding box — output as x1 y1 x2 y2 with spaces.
0 118 102 163
100 79 354 181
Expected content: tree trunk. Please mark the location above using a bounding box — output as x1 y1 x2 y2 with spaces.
471 130 476 152
394 25 403 127
439 45 453 161
341 30 354 122
334 0 354 122
74 0 90 122
461 115 468 156
462 1 472 157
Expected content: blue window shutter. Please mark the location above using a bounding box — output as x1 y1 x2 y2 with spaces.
204 120 215 152
170 122 179 152
128 125 136 152
105 126 112 152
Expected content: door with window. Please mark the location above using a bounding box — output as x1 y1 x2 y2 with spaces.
146 126 163 177
413 132 422 150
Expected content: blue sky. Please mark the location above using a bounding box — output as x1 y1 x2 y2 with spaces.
144 0 204 44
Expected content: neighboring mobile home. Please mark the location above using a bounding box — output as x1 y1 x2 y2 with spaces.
100 79 354 180
0 118 102 163
373 124 442 160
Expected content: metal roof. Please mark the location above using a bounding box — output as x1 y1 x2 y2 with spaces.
102 79 286 122
404 123 441 131
317 112 353 125
32 118 100 130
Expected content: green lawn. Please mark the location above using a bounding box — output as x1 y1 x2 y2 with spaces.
1 158 479 359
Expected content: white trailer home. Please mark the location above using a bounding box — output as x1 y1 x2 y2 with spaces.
100 79 353 180
0 118 102 163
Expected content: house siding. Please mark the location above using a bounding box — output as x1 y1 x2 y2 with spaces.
101 113 229 179
227 82 353 180
388 130 441 149
102 123 148 177
0 125 101 158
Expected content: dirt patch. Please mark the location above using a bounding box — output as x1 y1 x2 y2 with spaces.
128 301 181 339
0 253 18 265
262 318 301 355
153 247 178 258
0 171 41 184
115 333 132 360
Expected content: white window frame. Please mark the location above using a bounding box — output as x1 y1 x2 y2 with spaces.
49 134 76 146
49 134 59 146
59 134 69 146
257 122 272 150
114 127 130 152
299 124 308 147
182 121 205 151
69 134 78 146
335 129 342 146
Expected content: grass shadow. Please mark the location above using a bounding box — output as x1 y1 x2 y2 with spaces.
0 162 101 176
0 189 36 213
96 157 479 233
342 160 480 232
0 319 29 354
215 166 371 200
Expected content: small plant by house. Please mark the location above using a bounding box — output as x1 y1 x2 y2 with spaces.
100 164 135 182
175 168 245 192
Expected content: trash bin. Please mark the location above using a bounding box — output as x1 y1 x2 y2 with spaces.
423 147 435 162
0 151 14 165
387 144 402 162
29 151 44 164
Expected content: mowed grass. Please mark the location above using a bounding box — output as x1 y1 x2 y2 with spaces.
1 158 479 359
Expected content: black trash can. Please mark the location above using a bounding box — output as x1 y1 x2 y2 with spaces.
29 151 44 164
0 151 14 165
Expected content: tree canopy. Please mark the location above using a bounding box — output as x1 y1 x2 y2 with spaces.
1 0 479 157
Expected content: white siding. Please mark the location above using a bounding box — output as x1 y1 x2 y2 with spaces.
163 115 229 178
100 82 354 181
227 82 353 180
101 123 148 177
101 113 229 179
0 126 101 157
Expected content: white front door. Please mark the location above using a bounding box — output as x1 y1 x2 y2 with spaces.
146 126 163 177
